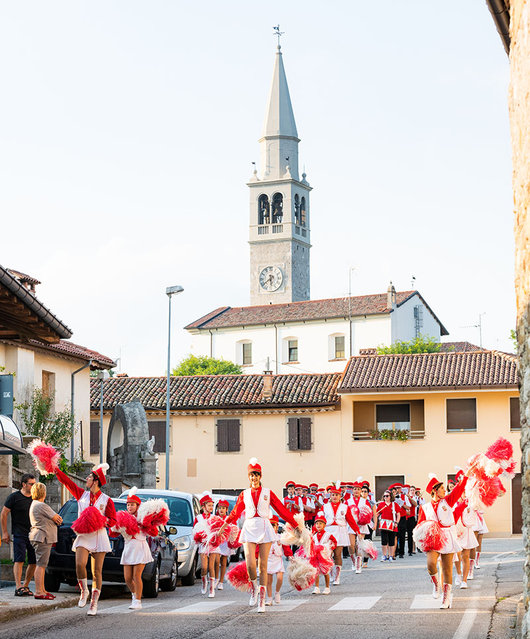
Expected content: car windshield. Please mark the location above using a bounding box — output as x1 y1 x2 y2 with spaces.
136 495 193 527
59 499 79 525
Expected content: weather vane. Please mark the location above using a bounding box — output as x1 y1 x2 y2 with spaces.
273 24 284 47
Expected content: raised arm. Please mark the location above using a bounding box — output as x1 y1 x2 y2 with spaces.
55 469 84 500
225 492 245 525
446 476 468 508
270 491 299 529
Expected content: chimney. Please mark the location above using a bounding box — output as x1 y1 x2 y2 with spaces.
263 358 273 400
387 281 397 310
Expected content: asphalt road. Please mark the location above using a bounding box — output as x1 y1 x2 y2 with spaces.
1 537 522 639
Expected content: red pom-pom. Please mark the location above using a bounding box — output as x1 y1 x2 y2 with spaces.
72 506 107 534
486 437 513 462
227 561 252 592
138 499 169 536
114 510 140 538
27 440 60 474
359 538 378 560
479 476 505 507
412 520 446 552
357 504 373 525
207 516 231 551
194 530 207 544
309 544 334 575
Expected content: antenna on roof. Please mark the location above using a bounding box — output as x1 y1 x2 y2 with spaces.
273 24 284 47
460 312 486 347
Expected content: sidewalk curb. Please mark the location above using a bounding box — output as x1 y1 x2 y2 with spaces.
0 594 78 623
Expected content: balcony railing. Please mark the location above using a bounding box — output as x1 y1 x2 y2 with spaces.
272 224 283 233
352 429 425 441
258 226 269 235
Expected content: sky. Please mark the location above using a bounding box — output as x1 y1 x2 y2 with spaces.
0 1 514 376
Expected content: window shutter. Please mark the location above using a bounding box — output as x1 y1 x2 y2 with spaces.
148 421 166 453
227 419 241 452
510 397 520 430
446 399 477 431
299 417 312 450
217 420 229 452
90 422 100 455
288 418 299 451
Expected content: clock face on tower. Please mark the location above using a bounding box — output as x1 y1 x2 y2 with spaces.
259 266 283 292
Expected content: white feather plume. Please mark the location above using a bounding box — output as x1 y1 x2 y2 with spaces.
356 476 363 482
128 486 138 498
248 457 259 465
428 473 437 480
93 462 109 473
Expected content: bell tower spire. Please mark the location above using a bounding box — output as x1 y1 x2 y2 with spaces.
248 32 312 306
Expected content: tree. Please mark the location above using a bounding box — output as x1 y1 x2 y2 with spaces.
377 335 443 355
172 355 242 376
510 329 518 353
17 387 74 451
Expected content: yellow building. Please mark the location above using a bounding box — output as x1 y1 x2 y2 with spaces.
89 346 520 535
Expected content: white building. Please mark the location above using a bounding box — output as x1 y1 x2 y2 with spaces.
186 44 448 374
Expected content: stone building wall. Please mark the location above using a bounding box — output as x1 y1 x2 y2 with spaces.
509 1 530 636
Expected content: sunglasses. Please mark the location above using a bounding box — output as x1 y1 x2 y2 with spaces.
383 494 390 497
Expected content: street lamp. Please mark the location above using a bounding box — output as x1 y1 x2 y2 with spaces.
95 369 110 464
165 284 184 490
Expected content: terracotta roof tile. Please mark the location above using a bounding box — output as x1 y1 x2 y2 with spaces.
28 339 116 369
338 350 518 392
439 341 483 352
185 291 448 335
90 372 341 411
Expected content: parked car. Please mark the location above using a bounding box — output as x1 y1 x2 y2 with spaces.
118 488 200 586
44 498 178 597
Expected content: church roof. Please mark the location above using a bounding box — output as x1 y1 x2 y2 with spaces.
184 290 449 335
338 350 517 393
262 45 298 140
90 372 341 412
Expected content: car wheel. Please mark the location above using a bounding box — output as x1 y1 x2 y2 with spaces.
44 571 62 593
181 553 197 586
160 556 178 592
142 561 160 598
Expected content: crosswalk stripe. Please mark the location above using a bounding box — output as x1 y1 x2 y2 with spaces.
328 596 381 611
168 600 236 614
410 594 441 609
269 598 308 612
101 601 163 614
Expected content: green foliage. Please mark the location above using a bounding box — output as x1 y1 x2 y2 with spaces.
366 428 410 442
510 329 518 353
377 335 442 355
172 354 242 376
16 387 74 451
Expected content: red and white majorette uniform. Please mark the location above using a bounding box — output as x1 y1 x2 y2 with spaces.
311 529 337 573
226 487 299 544
193 511 213 554
56 467 116 553
417 476 468 554
473 510 489 535
376 501 399 532
346 495 371 535
320 500 360 547
120 492 153 566
267 531 293 575
215 510 231 558
453 500 479 551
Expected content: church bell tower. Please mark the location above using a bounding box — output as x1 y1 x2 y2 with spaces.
248 42 312 305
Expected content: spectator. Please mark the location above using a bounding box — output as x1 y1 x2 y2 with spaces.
1 473 37 596
29 482 62 599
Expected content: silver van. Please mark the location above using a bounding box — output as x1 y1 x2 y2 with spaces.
119 488 200 586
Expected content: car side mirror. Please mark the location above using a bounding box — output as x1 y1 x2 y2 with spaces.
167 526 177 536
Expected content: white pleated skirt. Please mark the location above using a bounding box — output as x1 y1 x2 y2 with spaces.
240 517 277 544
474 513 489 535
326 524 349 547
217 541 230 557
121 538 153 565
267 554 285 574
438 525 463 555
456 525 479 550
72 528 111 554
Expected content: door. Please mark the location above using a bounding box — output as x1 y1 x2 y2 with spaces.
512 473 522 534
375 475 405 501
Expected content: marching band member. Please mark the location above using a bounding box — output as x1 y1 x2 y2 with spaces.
471 509 488 574
320 483 360 585
311 513 336 595
416 471 468 609
214 500 231 590
193 494 216 596
301 485 316 529
220 458 302 612
453 496 478 589
360 483 377 568
345 480 367 573
265 515 293 605
55 463 116 616
283 481 302 515
374 490 400 562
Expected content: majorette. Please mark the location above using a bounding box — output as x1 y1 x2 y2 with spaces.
221 458 302 612
414 471 468 609
55 463 116 615
311 512 337 595
265 515 293 605
193 494 216 596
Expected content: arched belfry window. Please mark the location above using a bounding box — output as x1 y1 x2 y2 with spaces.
294 194 300 225
300 196 306 226
258 194 270 225
272 193 283 223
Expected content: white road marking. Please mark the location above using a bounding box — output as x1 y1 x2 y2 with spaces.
452 600 479 639
269 598 308 611
328 596 381 611
410 594 442 609
168 600 236 614
101 602 163 614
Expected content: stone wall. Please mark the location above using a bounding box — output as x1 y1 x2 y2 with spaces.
509 1 530 636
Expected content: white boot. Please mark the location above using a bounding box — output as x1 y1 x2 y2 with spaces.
265 596 273 606
355 556 362 574
257 585 266 612
129 593 137 609
208 579 216 598
312 586 321 594
460 581 468 589
77 579 89 608
322 586 331 594
440 584 453 609
249 579 259 606
87 588 100 616
468 559 475 580
430 573 440 599
217 581 224 590
475 552 481 569
351 556 356 571
454 573 462 586
333 566 341 585
274 592 281 604
130 598 142 610
201 576 208 595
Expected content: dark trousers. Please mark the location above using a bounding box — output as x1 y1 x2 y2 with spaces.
406 517 416 554
397 518 407 557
